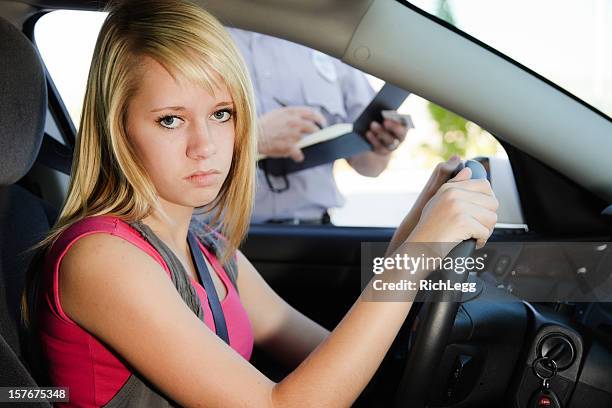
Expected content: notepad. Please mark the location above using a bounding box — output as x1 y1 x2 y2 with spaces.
258 123 354 160
257 83 410 176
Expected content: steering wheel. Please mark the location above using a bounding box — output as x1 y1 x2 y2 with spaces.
393 159 488 407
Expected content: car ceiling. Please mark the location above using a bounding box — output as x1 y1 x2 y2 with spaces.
2 0 612 205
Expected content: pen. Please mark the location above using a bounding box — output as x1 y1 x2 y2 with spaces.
273 96 323 130
273 96 288 107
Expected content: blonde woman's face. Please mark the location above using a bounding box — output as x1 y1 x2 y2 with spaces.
126 57 235 209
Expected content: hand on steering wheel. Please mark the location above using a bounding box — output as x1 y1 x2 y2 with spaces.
393 160 495 408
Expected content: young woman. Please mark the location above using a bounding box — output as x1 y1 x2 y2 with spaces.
21 0 498 406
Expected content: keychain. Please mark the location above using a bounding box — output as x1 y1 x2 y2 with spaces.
528 356 562 408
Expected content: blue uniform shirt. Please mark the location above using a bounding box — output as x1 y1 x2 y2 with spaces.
228 28 376 222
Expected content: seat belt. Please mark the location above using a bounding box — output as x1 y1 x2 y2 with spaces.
187 231 230 344
37 132 73 175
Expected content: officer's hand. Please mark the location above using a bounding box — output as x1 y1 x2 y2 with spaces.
365 119 408 156
258 107 327 162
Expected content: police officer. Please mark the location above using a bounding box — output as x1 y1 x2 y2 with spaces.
228 28 409 224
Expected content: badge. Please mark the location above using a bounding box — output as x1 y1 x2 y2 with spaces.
311 50 337 83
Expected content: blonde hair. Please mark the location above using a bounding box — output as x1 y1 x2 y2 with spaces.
22 0 256 327
41 0 255 252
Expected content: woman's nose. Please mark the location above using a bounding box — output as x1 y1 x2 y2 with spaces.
186 120 217 159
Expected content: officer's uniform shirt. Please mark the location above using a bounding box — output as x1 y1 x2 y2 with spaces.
228 28 376 223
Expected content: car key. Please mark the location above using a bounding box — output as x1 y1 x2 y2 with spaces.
528 356 562 408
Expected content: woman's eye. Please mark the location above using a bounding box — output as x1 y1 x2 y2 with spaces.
157 115 183 129
211 109 233 123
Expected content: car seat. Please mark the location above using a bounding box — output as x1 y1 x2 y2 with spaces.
0 15 56 404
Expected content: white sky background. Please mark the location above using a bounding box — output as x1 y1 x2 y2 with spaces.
412 0 612 116
34 2 612 226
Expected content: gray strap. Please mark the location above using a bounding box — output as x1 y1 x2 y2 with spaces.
101 371 179 408
128 221 204 321
102 220 237 407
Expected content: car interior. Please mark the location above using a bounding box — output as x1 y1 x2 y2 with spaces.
1 0 611 407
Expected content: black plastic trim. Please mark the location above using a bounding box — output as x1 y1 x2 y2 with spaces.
500 140 610 237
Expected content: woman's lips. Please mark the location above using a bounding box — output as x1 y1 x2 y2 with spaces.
184 171 219 187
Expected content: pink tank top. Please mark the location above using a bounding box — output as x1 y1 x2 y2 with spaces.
38 215 254 407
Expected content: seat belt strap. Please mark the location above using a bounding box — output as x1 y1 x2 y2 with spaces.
37 132 72 175
187 231 230 344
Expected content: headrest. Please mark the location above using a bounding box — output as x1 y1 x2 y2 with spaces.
0 16 47 186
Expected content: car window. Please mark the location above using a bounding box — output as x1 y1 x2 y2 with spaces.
331 80 512 228
405 0 612 121
35 10 107 125
34 10 517 229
